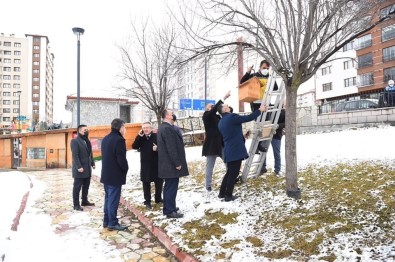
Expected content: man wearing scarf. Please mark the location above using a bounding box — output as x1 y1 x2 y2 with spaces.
71 124 96 211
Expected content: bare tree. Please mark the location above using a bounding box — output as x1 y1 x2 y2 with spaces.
174 0 388 199
117 19 183 124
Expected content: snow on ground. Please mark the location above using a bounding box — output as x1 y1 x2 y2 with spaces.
1 125 395 261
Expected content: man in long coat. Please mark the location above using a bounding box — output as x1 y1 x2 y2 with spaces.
218 103 267 202
157 109 189 219
71 124 96 211
100 118 129 231
202 91 230 191
132 122 163 209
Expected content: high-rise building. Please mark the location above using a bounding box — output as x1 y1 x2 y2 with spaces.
0 33 54 131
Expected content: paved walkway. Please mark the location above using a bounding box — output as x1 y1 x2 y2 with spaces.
22 169 177 262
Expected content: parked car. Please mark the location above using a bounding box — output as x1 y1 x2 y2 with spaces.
334 100 378 112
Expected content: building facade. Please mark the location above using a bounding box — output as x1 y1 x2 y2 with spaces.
0 33 54 131
65 96 138 127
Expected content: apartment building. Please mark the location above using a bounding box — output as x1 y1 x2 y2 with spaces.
0 33 54 131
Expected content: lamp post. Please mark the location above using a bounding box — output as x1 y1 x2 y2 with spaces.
17 91 21 132
72 27 84 127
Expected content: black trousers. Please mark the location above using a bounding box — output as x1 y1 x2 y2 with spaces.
73 177 91 207
219 160 242 197
142 178 164 204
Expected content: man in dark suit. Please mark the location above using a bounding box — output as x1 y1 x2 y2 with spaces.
132 122 163 209
71 124 96 211
157 109 189 219
218 103 267 201
100 119 129 231
202 91 230 191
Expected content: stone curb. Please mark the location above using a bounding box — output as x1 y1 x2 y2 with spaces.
92 175 197 262
11 174 33 231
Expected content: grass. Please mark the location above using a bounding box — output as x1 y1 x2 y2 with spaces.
178 160 395 260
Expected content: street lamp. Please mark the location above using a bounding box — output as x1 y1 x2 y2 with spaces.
17 91 21 132
72 27 85 127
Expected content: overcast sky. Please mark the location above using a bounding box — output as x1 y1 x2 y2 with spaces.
1 0 170 122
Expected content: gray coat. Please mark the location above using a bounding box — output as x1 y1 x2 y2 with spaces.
71 136 94 178
157 122 189 179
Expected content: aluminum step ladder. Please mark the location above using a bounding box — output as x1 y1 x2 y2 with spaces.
241 71 286 182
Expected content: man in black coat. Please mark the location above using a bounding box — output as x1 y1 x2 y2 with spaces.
71 124 96 211
132 122 163 209
157 109 189 219
202 91 230 191
100 119 129 231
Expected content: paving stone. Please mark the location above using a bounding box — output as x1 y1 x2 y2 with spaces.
24 169 177 262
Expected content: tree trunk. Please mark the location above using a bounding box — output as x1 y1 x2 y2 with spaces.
156 113 162 126
285 85 301 199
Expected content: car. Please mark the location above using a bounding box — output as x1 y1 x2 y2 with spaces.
334 100 378 112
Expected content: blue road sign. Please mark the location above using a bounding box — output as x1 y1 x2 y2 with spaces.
179 99 192 110
192 99 216 110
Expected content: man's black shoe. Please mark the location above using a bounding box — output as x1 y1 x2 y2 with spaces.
166 211 184 219
206 186 212 192
81 201 95 206
108 224 128 231
259 168 268 176
145 203 152 210
103 224 108 228
224 195 239 202
155 199 163 203
218 194 225 199
73 206 83 211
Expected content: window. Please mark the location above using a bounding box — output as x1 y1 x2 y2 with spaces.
33 53 39 58
343 42 354 51
14 59 21 64
383 46 395 62
321 66 332 76
3 75 11 80
33 94 39 98
3 51 11 55
33 45 40 50
3 92 10 96
13 75 20 80
13 108 19 113
323 83 332 92
33 69 39 74
3 67 11 72
380 4 395 19
14 42 21 47
3 108 10 113
357 53 373 68
4 59 11 63
382 25 395 42
3 42 11 46
354 34 372 50
33 109 39 114
13 100 19 105
33 77 39 82
14 67 20 72
13 84 20 89
13 92 20 97
3 100 10 105
344 77 356 87
33 61 39 66
14 51 21 56
3 117 10 122
343 60 354 70
33 85 39 90
358 72 374 86
27 148 46 159
33 38 40 43
3 83 10 88
384 67 395 82
32 101 39 106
